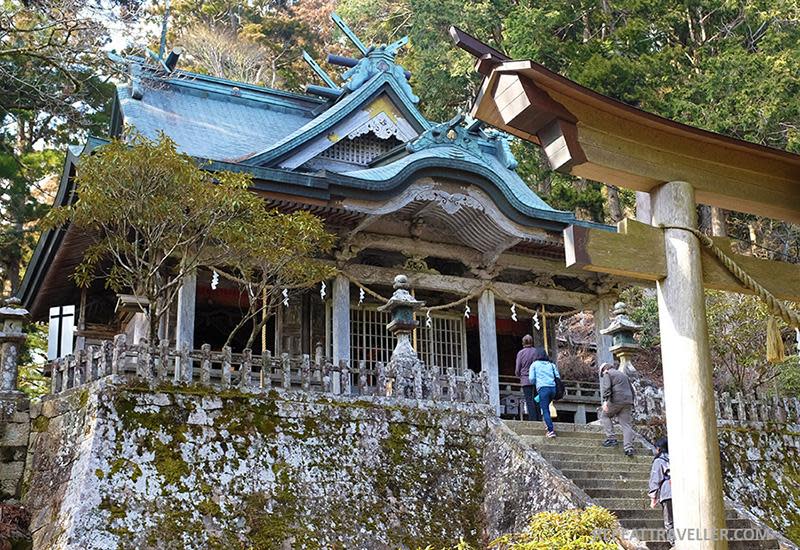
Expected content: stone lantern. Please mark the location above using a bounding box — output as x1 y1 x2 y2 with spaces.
599 301 642 376
378 274 425 361
0 297 29 397
378 275 425 397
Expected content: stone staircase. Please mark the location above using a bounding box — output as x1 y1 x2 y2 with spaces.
505 420 781 550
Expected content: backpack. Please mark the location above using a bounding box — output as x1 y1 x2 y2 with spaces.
552 364 565 401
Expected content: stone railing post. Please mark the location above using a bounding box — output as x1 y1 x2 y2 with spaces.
735 392 747 422
301 355 311 391
112 334 126 376
239 349 252 388
262 351 272 390
358 360 367 396
85 345 97 383
282 353 292 390
200 344 212 384
157 339 170 380
447 366 457 401
179 343 191 383
376 361 386 396
340 360 350 396
0 300 28 397
221 346 232 388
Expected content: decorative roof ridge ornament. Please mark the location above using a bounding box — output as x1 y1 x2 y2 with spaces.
405 113 519 169
322 13 418 104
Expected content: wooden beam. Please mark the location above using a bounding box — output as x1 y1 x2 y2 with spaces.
565 218 667 281
340 263 595 309
565 218 800 302
349 232 582 277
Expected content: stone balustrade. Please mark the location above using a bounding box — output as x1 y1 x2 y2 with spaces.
47 334 491 405
636 384 800 427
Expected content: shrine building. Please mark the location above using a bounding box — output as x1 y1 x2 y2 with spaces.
17 22 621 416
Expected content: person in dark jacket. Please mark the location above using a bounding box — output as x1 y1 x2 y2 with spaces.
514 335 541 421
648 437 673 547
528 347 560 438
598 362 635 456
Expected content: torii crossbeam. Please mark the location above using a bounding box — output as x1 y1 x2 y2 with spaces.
451 26 800 550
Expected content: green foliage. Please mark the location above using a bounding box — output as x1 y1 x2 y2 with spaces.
490 506 618 550
45 134 334 346
17 322 49 398
1 0 116 294
705 291 785 393
620 287 660 349
776 356 800 398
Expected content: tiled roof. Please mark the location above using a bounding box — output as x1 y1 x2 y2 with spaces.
341 146 562 215
117 79 316 162
238 71 430 166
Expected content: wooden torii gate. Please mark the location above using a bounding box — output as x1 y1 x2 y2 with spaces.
451 27 800 550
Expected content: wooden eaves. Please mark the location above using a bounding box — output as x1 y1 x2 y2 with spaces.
450 27 800 224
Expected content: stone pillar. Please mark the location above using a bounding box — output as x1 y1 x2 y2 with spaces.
478 289 500 415
0 299 30 502
332 275 350 393
593 295 616 368
175 270 196 351
651 180 728 550
0 300 28 396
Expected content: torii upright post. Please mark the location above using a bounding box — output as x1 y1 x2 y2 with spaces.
651 181 727 546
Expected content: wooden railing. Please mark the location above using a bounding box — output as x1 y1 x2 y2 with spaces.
47 335 490 405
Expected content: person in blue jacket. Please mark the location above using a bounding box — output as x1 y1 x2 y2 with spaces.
528 347 560 438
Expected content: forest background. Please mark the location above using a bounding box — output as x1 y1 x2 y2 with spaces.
1 0 798 396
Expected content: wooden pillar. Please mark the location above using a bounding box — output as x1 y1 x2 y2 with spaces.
175 270 196 351
478 289 500 415
594 295 616 367
651 180 728 550
332 275 350 361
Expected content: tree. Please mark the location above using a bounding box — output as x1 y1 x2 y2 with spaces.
705 291 792 394
1 0 119 295
217 209 335 349
45 134 334 346
162 0 338 89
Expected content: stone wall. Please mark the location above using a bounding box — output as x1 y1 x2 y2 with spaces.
24 380 491 549
719 425 800 545
482 418 593 539
0 393 30 501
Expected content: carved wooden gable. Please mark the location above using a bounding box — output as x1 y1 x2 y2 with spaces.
280 95 419 172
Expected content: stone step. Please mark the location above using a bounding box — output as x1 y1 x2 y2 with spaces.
541 451 654 465
619 517 756 531
506 420 607 435
573 477 651 490
561 470 651 483
585 488 650 499
551 459 653 473
523 435 651 451
612 508 740 521
595 497 662 511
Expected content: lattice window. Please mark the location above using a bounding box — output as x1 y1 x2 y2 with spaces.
345 305 466 371
316 133 400 166
417 314 467 372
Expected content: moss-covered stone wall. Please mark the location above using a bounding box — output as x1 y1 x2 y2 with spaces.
719 425 800 545
24 380 490 549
